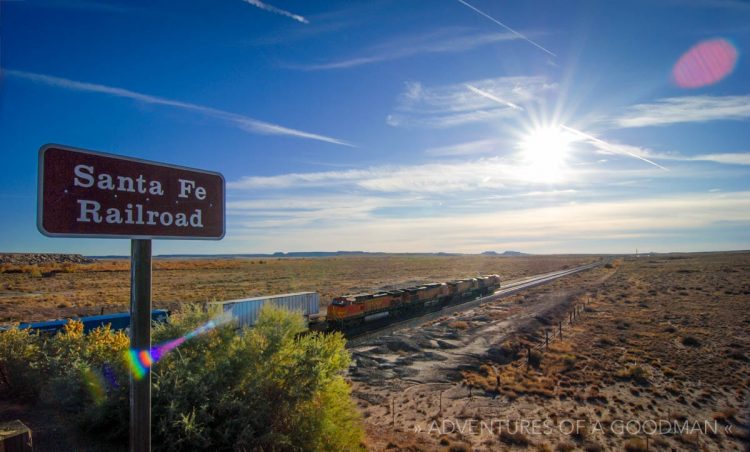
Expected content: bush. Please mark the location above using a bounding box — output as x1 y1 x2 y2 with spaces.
23 265 43 278
448 320 469 330
623 438 648 452
499 430 530 446
0 325 46 399
616 365 649 385
0 305 363 451
681 336 701 347
528 350 543 369
0 320 131 438
562 354 577 370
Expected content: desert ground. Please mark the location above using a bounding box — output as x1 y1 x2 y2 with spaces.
2 252 748 451
351 252 750 451
0 254 592 323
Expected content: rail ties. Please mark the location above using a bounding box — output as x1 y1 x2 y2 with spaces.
346 260 602 346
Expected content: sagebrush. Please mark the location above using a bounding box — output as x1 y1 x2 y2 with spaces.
0 305 362 451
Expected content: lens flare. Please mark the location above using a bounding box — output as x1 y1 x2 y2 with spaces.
127 349 149 380
673 38 738 88
126 313 232 380
81 367 107 405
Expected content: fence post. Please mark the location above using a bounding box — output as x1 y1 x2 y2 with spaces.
526 345 532 370
559 321 563 340
545 329 549 348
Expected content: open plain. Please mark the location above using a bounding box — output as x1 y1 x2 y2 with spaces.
2 252 749 451
0 254 592 323
352 252 750 451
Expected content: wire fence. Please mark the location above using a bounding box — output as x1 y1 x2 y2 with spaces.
513 295 594 370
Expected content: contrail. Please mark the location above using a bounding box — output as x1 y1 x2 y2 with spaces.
241 0 309 24
466 84 523 111
455 0 556 57
6 69 353 147
559 125 669 171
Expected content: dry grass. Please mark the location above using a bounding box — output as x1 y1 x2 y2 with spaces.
0 254 592 323
472 252 750 450
359 252 750 451
447 320 469 330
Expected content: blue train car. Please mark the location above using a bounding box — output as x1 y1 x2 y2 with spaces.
8 309 170 335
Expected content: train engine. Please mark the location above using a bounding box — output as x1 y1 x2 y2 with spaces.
327 274 501 330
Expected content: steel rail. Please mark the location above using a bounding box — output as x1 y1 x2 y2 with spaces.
346 260 604 346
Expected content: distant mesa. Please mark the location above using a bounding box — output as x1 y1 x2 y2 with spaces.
87 250 528 259
481 250 529 256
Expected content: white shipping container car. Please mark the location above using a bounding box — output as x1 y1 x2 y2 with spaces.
210 292 320 328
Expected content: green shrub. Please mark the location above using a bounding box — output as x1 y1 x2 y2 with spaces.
0 325 45 399
0 305 363 451
150 305 362 451
562 354 577 370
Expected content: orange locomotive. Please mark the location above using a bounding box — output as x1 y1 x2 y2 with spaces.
326 274 501 329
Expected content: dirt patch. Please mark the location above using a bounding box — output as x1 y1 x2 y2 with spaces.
355 252 750 451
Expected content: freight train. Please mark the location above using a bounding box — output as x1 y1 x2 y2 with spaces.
326 274 501 329
4 275 501 334
2 309 170 335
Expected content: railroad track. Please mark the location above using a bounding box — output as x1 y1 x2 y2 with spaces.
346 259 604 347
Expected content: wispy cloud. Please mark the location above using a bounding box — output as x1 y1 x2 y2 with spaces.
387 76 555 128
294 28 522 70
614 95 750 128
465 84 523 110
454 0 556 56
424 138 506 156
228 155 676 195
224 188 750 253
636 151 750 166
223 151 747 252
5 69 352 146
577 138 750 168
689 153 750 165
240 0 308 24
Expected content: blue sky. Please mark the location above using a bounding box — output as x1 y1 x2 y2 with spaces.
1 0 749 255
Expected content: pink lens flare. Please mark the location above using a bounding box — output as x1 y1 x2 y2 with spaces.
672 38 738 88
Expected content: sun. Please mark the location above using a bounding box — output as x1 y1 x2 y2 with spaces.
518 125 574 182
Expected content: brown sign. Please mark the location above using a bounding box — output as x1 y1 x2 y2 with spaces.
38 144 225 239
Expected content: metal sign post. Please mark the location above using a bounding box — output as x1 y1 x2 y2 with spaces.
37 144 225 452
130 239 152 452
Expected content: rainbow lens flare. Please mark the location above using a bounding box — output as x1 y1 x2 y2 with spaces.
81 366 107 405
126 315 231 380
127 349 150 380
673 38 738 88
